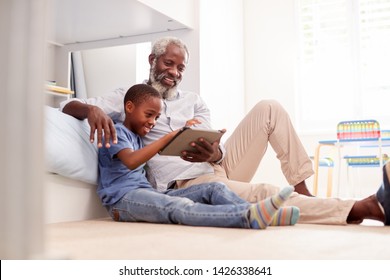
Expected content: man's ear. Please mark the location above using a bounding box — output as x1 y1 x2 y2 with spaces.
125 101 135 113
148 54 155 66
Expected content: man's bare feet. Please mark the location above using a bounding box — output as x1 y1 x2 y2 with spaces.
347 194 385 224
294 181 314 197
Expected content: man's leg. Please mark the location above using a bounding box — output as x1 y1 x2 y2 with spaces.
177 165 387 225
177 167 353 225
176 165 279 202
221 100 314 196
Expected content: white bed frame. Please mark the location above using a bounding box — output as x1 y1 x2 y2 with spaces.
44 173 108 224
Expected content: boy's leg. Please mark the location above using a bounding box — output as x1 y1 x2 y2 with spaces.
107 187 299 229
168 184 297 229
221 100 314 194
248 186 299 229
107 188 252 228
166 182 249 206
271 207 301 226
175 175 300 226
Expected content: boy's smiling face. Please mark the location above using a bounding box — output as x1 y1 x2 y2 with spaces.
125 96 162 137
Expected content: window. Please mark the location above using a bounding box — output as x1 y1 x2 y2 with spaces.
296 0 390 133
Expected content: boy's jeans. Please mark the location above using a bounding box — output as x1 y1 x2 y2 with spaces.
106 182 253 228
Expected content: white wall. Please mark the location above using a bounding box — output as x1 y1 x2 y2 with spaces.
81 44 137 98
199 0 245 139
244 0 296 116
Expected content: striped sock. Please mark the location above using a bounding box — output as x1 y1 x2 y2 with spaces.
269 206 300 226
249 186 294 229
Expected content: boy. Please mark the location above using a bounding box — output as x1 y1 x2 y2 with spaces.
97 84 300 229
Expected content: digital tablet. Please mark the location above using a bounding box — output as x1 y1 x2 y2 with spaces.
159 127 224 156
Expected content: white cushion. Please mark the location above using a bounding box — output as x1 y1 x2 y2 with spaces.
44 106 98 185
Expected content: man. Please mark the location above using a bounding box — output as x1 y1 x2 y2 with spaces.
61 36 389 225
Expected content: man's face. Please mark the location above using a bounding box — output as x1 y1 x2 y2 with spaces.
149 44 187 98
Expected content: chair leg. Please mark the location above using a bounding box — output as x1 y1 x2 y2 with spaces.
326 167 333 197
312 144 322 196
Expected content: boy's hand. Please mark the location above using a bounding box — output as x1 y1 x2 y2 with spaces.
185 118 202 127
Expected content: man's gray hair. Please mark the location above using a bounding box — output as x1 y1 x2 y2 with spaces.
151 37 189 63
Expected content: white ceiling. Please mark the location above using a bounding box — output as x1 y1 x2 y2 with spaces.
48 0 188 45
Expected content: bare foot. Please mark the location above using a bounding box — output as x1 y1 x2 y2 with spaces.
294 181 314 197
347 194 385 224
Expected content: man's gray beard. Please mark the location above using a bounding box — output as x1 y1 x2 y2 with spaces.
149 80 178 100
149 65 179 100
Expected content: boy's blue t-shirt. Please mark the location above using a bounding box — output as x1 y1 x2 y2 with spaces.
97 123 153 206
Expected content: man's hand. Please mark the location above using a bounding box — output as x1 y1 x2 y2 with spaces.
62 101 117 148
181 129 226 163
87 106 117 148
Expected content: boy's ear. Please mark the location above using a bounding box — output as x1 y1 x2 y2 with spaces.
125 101 135 113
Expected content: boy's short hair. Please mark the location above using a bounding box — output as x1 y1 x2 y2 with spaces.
124 84 161 106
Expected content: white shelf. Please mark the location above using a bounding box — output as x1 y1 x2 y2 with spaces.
48 0 189 46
